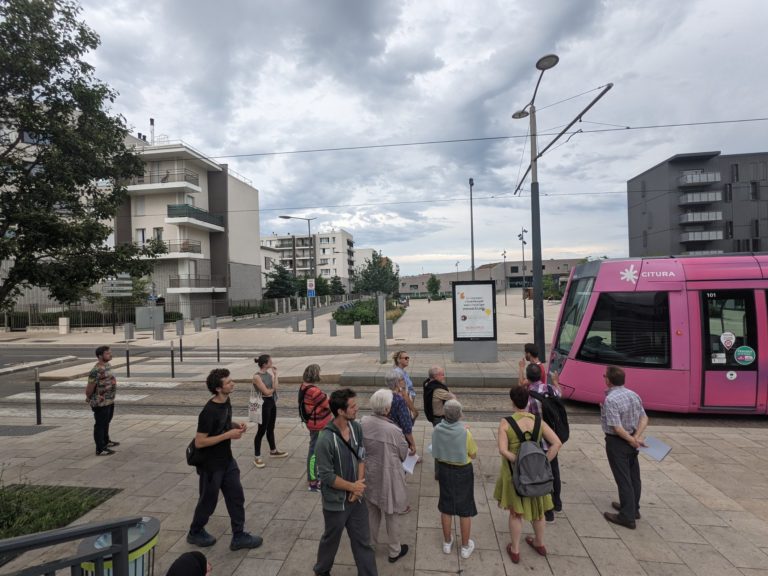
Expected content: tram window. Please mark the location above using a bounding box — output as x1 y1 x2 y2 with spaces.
577 292 670 367
554 277 595 354
702 291 756 370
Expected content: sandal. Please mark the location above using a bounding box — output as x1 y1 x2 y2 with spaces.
506 543 520 564
525 535 547 557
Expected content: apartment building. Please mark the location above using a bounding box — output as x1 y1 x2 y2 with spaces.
114 136 262 317
628 151 768 257
260 228 355 289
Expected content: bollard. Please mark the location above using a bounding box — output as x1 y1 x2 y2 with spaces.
307 317 313 335
421 319 429 338
176 319 184 336
378 293 387 363
34 368 42 425
354 321 362 339
124 322 134 341
292 316 299 332
386 319 393 339
210 315 217 330
180 337 183 363
171 342 175 379
125 348 131 378
217 330 221 363
330 319 337 337
193 317 202 332
154 323 164 341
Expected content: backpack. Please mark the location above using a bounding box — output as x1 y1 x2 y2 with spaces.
505 415 554 498
528 386 570 443
298 384 322 424
423 378 448 424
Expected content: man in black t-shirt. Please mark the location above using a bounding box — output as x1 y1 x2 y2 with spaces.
187 369 264 551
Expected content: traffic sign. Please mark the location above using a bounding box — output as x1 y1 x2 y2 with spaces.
308 290 316 298
307 279 315 290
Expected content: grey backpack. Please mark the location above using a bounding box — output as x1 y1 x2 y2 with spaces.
506 415 554 498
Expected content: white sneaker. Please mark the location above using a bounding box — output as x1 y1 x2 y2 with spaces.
460 539 475 559
442 538 453 554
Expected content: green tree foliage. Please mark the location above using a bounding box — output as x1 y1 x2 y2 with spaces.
329 275 346 295
264 263 296 298
426 274 441 297
354 251 399 295
315 274 330 296
0 0 164 311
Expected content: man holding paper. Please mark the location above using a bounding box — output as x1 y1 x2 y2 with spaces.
600 366 649 530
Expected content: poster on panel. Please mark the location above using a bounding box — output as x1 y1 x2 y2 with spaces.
452 280 497 341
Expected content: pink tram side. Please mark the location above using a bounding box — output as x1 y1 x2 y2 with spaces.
548 255 768 414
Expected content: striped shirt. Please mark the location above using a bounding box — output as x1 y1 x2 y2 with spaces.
601 386 646 435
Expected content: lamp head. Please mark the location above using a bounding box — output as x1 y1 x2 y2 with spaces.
512 109 529 120
279 215 291 220
469 178 474 187
536 54 559 71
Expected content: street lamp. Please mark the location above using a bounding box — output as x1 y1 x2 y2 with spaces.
280 215 318 328
518 228 528 319
512 54 559 359
455 261 460 283
469 178 475 280
501 250 507 306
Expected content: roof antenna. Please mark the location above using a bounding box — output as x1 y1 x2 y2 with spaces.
150 118 155 145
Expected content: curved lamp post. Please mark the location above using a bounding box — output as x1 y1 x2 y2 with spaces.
280 215 317 327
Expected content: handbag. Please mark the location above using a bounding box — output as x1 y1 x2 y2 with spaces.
249 386 264 424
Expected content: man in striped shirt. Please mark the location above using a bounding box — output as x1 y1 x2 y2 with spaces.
601 365 648 530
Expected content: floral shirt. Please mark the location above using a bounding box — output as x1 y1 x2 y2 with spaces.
87 362 116 408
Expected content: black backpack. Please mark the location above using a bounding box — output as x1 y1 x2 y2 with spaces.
423 378 448 424
506 415 554 497
528 385 570 443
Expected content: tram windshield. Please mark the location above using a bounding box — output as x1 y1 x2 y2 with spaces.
554 276 595 354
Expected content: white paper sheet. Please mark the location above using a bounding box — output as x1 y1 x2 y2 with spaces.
638 435 672 462
402 453 419 474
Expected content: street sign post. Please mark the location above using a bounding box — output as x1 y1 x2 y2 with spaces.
103 274 133 335
307 279 316 299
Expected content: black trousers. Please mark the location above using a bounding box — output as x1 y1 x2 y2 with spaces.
314 501 377 576
550 454 562 509
605 434 641 522
254 397 277 456
92 404 114 452
190 458 246 536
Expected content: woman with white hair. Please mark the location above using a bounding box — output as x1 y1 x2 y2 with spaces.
361 389 410 563
431 399 478 559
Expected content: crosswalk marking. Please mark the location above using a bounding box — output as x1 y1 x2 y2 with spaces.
53 380 179 389
6 392 148 402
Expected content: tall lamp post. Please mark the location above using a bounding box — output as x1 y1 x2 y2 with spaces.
280 215 318 327
518 228 528 319
455 261 460 283
501 250 508 306
469 178 475 280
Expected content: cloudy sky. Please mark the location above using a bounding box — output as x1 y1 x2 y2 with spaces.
78 0 768 276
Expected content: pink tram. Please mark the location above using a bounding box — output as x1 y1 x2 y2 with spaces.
549 255 768 414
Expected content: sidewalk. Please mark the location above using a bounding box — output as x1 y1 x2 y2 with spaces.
2 412 768 575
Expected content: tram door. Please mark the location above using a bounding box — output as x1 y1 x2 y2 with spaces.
700 290 758 408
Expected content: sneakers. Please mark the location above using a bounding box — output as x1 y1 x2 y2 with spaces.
308 481 320 492
460 539 475 559
230 531 263 551
442 538 453 554
545 510 555 524
254 457 265 468
106 441 120 447
269 450 288 458
95 448 116 456
186 529 216 547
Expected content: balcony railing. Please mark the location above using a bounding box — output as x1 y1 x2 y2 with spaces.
677 171 720 187
679 211 723 224
169 274 226 288
678 191 722 205
680 230 723 243
136 239 202 254
130 168 199 186
167 204 224 227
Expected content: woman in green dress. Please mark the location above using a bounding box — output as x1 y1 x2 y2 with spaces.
494 385 562 563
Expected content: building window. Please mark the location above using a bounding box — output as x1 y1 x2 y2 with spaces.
410 284 419 290
642 230 648 248
319 237 330 244
753 239 761 252
730 163 740 183
753 219 760 238
153 227 163 241
750 181 760 200
134 196 145 216
640 180 646 198
135 228 145 244
725 221 733 239
511 266 519 273
724 183 732 203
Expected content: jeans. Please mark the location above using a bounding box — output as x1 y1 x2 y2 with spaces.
605 434 641 521
190 458 246 536
254 396 277 456
307 430 319 483
92 404 114 452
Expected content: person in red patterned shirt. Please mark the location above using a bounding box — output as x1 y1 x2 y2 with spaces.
301 364 332 491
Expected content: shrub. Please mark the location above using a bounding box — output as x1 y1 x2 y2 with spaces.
164 311 183 322
332 299 405 325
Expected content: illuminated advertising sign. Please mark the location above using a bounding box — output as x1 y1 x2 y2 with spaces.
452 281 497 341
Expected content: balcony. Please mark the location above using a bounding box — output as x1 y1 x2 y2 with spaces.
678 191 722 205
680 230 723 243
139 239 204 260
677 171 720 187
168 274 227 294
679 211 723 225
165 204 225 232
126 168 201 196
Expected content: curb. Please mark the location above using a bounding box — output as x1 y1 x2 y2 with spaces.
0 356 78 376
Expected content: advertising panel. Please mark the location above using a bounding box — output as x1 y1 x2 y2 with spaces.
452 281 497 341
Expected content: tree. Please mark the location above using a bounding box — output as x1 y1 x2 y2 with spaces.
354 251 399 295
315 275 330 297
329 275 345 295
426 274 441 298
0 0 164 311
263 264 296 298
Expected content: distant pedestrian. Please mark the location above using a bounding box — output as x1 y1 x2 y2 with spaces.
165 551 211 576
362 389 410 564
252 354 288 468
85 345 119 456
431 399 478 559
300 364 332 491
314 388 378 576
187 369 263 551
518 343 547 385
601 366 648 530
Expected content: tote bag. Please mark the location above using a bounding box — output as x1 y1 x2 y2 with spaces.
249 386 264 424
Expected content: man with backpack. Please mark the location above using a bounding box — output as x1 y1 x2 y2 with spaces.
423 365 455 480
525 364 569 523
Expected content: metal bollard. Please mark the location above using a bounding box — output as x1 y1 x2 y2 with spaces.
354 321 362 339
307 317 313 335
210 315 217 330
330 319 337 337
34 368 42 425
124 322 135 341
125 348 131 378
386 319 393 339
170 342 175 378
193 317 202 332
292 316 299 332
154 324 164 341
179 338 183 363
421 319 429 338
176 319 184 336
217 330 221 363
